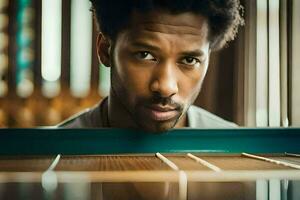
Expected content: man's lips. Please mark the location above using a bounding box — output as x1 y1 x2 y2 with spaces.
149 104 177 111
144 105 179 121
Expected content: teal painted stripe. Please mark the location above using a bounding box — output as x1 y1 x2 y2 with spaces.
0 128 299 155
16 0 34 86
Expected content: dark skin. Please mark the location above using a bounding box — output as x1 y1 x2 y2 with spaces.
97 10 211 133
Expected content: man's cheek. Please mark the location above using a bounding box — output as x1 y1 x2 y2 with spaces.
122 80 146 104
128 75 151 96
179 80 203 106
180 80 200 97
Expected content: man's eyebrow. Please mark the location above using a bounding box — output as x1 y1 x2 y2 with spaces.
130 42 206 57
180 50 205 57
130 42 160 51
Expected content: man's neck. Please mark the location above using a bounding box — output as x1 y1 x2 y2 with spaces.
107 90 139 129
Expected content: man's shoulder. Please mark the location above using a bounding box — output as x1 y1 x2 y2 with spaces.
57 102 104 128
187 105 237 128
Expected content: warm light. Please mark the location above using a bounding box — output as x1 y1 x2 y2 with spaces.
0 14 9 29
268 0 280 126
41 0 62 82
0 80 7 97
16 77 34 98
0 33 8 50
256 0 268 127
0 1 9 98
70 0 93 97
0 0 9 9
42 80 60 98
0 54 8 71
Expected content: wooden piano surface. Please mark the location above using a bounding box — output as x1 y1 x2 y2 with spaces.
0 154 299 200
0 154 298 172
0 128 299 200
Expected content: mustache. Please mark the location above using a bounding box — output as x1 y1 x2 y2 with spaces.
141 94 183 111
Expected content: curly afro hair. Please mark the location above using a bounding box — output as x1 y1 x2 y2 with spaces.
90 0 244 50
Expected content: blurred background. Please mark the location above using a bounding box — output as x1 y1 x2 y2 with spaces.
0 0 299 128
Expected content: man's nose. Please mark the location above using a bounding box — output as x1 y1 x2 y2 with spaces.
150 62 178 97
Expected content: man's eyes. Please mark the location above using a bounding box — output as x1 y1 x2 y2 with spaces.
180 57 201 66
133 52 202 68
135 51 156 61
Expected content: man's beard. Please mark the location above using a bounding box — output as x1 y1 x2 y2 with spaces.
111 68 185 133
133 94 185 133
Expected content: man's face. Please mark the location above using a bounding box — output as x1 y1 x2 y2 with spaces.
109 10 210 132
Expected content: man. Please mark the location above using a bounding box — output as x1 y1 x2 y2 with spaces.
60 0 243 132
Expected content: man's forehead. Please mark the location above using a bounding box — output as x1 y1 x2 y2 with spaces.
128 10 209 36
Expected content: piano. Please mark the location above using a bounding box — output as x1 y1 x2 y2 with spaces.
0 128 299 200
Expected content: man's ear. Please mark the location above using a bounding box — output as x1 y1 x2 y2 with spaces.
96 33 111 67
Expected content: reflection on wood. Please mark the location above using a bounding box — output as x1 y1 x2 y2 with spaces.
0 154 299 200
0 156 54 172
